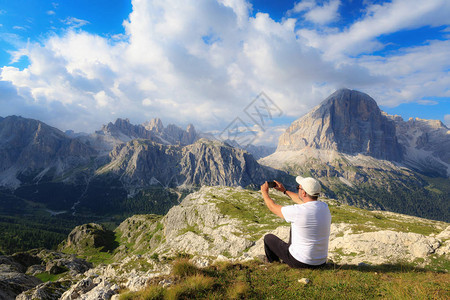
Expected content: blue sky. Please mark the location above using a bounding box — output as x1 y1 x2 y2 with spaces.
0 0 449 145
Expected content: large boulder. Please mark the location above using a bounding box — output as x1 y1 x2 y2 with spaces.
60 223 116 252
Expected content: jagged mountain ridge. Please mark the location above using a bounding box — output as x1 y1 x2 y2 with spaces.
80 117 199 154
387 114 450 177
96 138 276 189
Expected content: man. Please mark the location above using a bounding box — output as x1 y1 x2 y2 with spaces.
260 176 331 268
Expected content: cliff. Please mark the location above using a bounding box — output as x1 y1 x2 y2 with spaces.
277 89 402 161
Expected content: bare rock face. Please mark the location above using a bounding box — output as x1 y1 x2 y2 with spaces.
89 118 200 153
387 115 450 177
277 89 402 161
0 116 97 188
98 139 272 189
16 281 73 300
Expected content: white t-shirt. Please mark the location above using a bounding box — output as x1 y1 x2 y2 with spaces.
281 201 331 265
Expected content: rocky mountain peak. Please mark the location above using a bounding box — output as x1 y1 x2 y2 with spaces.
277 88 403 161
144 118 164 133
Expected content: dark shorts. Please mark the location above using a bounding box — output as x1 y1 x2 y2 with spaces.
263 233 326 269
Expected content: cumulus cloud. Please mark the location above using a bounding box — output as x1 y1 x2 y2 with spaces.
445 114 450 127
0 0 449 146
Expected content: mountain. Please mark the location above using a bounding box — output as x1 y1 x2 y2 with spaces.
223 139 276 159
387 115 450 177
260 89 449 221
3 186 448 299
276 89 402 161
83 118 199 154
96 138 277 190
0 116 97 189
0 115 283 241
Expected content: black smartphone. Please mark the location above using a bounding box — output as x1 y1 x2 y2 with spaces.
268 181 277 188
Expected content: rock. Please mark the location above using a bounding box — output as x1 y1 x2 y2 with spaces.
16 280 73 300
26 265 46 276
46 260 69 274
247 226 290 258
159 278 173 288
81 280 119 300
0 265 42 299
60 223 116 252
154 187 255 257
298 278 310 285
60 278 95 300
60 277 119 300
328 230 442 265
436 225 450 240
11 252 43 269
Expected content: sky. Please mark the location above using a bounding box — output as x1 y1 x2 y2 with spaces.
0 0 449 146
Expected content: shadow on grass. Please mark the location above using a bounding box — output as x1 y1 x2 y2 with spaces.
323 262 445 274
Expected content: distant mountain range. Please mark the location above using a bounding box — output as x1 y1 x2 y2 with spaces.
0 88 448 222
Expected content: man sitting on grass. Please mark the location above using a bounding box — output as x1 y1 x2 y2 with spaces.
260 176 331 268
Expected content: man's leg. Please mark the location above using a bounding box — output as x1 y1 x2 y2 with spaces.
264 234 290 263
264 233 323 268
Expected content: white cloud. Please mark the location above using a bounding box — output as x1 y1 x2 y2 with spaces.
416 100 439 105
0 0 449 144
298 0 450 58
305 0 340 25
47 10 56 16
288 0 340 25
444 114 450 127
62 17 89 28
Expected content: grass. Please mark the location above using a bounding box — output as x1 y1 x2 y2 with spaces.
327 202 446 236
34 271 66 282
118 259 450 299
209 189 292 240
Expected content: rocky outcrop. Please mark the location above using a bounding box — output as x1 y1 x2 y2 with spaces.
60 277 119 300
277 89 402 161
0 249 92 299
0 256 42 300
60 223 116 252
16 281 73 300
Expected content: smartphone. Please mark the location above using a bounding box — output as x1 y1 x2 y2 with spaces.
268 181 277 188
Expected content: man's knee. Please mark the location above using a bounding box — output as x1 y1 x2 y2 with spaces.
264 234 278 245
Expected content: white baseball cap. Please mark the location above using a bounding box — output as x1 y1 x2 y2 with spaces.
295 176 321 197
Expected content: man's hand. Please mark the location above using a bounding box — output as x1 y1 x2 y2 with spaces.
260 181 284 219
261 181 269 194
273 180 286 193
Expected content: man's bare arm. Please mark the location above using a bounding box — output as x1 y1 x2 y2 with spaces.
273 180 304 204
261 182 284 219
